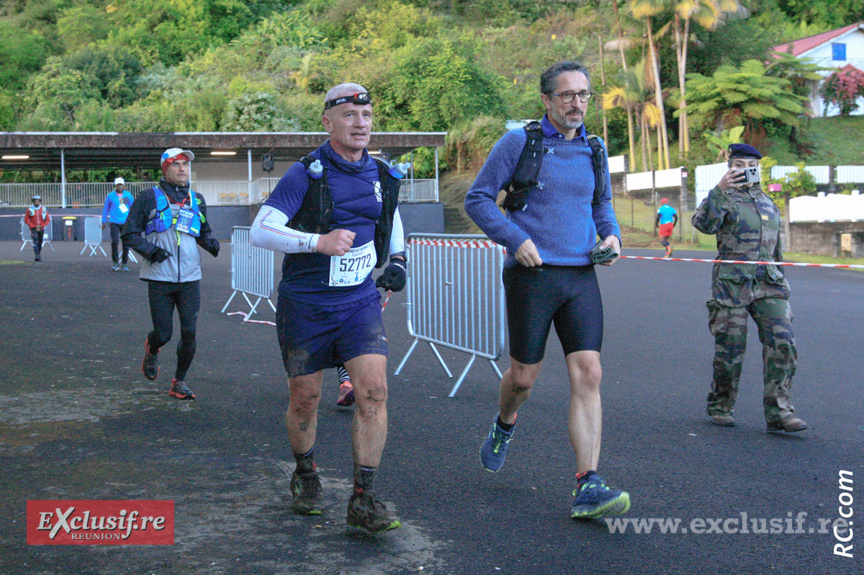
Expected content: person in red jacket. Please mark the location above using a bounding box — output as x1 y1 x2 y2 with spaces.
24 195 50 261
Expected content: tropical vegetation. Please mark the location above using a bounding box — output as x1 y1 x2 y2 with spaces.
2 0 864 182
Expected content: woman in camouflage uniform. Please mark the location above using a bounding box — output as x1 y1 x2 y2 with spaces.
691 143 807 433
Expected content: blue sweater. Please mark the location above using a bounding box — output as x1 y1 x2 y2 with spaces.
464 117 621 268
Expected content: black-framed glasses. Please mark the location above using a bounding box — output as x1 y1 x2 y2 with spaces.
549 90 593 103
324 92 372 110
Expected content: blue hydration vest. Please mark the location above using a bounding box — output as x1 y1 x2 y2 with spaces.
144 187 203 238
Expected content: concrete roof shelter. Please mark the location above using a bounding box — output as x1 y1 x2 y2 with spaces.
0 131 448 172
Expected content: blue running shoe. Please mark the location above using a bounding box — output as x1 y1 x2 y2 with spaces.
571 474 631 519
480 415 514 472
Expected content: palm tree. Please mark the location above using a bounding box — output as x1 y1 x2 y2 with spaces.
603 71 640 167
604 59 662 171
668 0 742 159
629 0 671 170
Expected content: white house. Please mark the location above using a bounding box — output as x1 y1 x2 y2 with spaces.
772 22 864 117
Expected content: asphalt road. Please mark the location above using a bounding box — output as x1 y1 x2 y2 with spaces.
1 240 862 575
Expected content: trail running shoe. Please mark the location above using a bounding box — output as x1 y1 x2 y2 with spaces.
168 379 195 400
290 470 323 515
479 415 514 472
346 490 401 533
142 339 159 380
336 381 355 407
571 474 631 519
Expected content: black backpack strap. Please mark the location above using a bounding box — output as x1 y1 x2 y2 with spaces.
372 157 401 268
586 134 607 206
501 121 544 212
289 155 332 234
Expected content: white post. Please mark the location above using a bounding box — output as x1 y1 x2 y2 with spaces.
60 149 67 208
247 149 253 202
434 147 439 202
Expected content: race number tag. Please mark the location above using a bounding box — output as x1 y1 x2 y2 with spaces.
329 241 376 286
175 207 200 236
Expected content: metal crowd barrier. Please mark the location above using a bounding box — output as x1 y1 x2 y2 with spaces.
395 233 506 397
221 226 276 319
80 216 107 257
19 216 55 252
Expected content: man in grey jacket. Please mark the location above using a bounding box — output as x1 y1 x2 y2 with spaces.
122 148 220 400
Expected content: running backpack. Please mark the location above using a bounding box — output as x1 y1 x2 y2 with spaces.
290 155 400 269
500 120 607 212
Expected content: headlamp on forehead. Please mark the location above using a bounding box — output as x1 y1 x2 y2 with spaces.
324 92 371 110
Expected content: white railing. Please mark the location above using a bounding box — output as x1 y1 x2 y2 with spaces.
771 165 830 184
399 179 438 203
626 168 682 192
249 178 281 204
221 226 276 318
192 181 252 207
837 166 864 184
395 233 506 397
789 191 864 223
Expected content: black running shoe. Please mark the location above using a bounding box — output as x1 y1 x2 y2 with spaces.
346 490 401 533
168 379 195 400
142 339 159 381
290 470 323 515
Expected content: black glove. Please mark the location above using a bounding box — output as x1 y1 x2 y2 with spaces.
149 247 171 264
202 237 220 258
375 259 407 292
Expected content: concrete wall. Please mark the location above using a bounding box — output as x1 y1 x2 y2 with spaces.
2 203 445 243
789 220 864 257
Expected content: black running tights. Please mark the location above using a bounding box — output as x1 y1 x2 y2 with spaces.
147 280 200 381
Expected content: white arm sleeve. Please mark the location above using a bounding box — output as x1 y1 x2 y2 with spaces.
389 206 405 256
249 205 320 254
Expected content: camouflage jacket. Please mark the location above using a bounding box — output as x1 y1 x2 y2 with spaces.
691 184 790 307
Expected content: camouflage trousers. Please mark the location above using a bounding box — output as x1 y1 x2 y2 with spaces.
706 297 797 424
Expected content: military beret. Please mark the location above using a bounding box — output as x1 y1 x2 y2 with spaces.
728 143 762 159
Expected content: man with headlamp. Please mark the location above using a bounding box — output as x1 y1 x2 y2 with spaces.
250 83 407 533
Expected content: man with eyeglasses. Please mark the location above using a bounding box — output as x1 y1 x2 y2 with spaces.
465 60 630 519
250 82 407 533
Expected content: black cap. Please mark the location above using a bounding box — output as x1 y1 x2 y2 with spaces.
728 143 762 159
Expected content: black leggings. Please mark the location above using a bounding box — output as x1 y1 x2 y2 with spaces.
147 280 200 381
30 229 44 255
110 223 130 264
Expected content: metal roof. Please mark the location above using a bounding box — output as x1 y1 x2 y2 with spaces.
772 22 863 58
0 131 448 172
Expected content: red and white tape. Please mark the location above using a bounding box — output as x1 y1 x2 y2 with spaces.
619 255 864 269
410 238 499 249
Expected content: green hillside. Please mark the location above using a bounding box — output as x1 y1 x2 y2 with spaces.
2 0 864 183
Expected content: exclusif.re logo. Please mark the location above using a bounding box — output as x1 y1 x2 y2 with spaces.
27 500 175 546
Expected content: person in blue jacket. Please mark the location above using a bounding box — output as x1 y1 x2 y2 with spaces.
122 148 220 401
464 60 630 520
102 177 135 271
